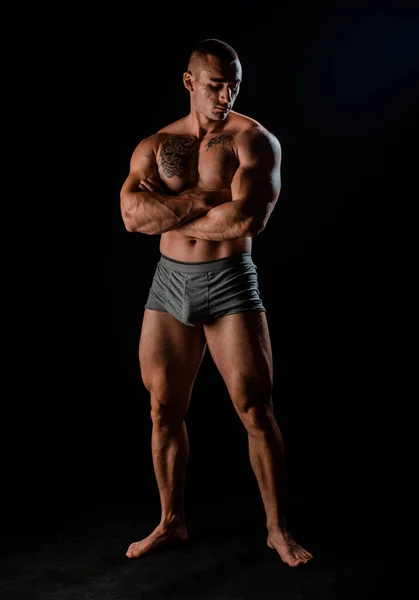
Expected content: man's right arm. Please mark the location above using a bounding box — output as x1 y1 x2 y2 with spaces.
120 136 228 235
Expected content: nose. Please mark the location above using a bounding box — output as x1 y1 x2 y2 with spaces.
219 86 232 105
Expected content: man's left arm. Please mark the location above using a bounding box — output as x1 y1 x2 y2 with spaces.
171 128 282 240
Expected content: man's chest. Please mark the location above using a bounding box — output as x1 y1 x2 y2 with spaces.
156 134 239 191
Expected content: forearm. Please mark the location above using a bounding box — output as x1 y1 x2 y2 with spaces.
121 189 209 234
171 200 256 241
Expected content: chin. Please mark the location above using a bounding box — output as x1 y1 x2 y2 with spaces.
211 111 228 121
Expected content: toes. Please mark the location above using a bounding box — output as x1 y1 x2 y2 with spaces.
290 548 308 564
297 549 313 564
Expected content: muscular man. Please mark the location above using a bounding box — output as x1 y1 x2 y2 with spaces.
120 38 313 567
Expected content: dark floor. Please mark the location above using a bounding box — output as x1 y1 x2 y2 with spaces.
1 488 380 600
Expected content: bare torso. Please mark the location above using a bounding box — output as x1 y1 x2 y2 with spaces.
154 111 260 262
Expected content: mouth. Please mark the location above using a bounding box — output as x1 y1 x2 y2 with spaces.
214 107 230 113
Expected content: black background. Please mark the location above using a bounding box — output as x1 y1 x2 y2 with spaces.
4 1 416 547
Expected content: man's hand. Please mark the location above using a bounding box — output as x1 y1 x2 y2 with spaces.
138 177 167 193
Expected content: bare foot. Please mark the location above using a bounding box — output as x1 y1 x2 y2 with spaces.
126 523 188 559
267 528 313 567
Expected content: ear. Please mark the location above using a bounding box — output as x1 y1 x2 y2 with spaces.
183 71 194 92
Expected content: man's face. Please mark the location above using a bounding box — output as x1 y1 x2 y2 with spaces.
189 55 242 121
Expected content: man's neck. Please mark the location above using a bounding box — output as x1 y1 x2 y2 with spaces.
186 110 229 138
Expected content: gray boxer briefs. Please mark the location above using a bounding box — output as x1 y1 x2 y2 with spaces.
144 252 266 327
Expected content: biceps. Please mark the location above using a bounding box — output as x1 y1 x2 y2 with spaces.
229 166 280 233
231 166 280 203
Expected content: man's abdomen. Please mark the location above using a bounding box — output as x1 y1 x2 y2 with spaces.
159 231 252 263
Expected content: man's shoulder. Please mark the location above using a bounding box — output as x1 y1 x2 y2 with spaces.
230 111 263 129
230 113 281 156
133 129 180 156
231 112 280 144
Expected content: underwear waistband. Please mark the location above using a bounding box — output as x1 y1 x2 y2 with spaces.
159 252 253 273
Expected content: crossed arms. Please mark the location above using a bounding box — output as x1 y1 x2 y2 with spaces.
120 128 282 240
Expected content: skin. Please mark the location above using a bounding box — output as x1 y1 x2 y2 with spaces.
120 52 313 566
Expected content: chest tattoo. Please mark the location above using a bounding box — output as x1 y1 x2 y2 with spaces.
205 133 235 151
159 136 199 178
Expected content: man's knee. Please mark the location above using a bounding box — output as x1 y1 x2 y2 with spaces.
150 392 188 428
230 375 272 415
239 401 275 431
231 378 274 431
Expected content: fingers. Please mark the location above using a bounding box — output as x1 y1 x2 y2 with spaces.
139 179 155 192
138 177 165 193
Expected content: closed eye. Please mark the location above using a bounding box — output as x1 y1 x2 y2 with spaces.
208 84 239 93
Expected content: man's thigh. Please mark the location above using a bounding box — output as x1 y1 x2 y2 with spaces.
203 310 273 402
140 309 207 401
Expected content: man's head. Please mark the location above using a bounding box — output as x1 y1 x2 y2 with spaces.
183 39 242 121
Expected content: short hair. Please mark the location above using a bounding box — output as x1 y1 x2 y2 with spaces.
187 38 239 71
